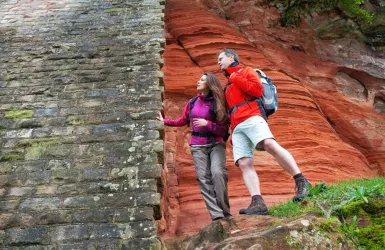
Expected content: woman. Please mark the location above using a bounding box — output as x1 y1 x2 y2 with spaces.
157 72 231 220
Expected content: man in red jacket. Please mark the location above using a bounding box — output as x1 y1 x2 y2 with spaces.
217 48 311 215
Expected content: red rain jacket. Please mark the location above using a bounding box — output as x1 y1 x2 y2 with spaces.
224 65 264 130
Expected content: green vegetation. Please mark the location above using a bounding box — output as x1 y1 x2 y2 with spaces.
5 110 34 120
268 177 385 249
269 0 374 26
66 118 85 126
0 152 24 161
17 137 60 160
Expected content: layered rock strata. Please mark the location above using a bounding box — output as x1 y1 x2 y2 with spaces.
160 0 383 237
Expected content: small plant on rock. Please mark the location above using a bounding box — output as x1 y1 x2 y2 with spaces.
342 185 382 205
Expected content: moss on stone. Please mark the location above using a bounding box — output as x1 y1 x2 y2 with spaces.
340 197 385 249
318 217 340 233
0 162 13 173
5 110 34 120
17 137 61 147
362 197 385 215
358 198 385 249
66 115 100 125
271 220 281 228
357 224 385 249
17 137 60 159
104 8 126 13
67 118 85 125
303 207 323 215
1 153 23 161
340 200 365 217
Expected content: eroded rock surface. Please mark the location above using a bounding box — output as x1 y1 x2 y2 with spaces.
160 0 384 237
163 214 354 250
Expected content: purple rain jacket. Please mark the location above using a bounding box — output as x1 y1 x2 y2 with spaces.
163 93 228 146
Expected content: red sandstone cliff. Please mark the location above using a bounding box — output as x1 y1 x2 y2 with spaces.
160 0 385 237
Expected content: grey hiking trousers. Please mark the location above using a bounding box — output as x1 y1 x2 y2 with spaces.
190 143 231 220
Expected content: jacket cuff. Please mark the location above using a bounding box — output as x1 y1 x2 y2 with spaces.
207 120 213 130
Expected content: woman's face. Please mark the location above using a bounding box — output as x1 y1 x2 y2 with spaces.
197 74 209 93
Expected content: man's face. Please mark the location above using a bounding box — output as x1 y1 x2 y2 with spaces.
218 52 234 71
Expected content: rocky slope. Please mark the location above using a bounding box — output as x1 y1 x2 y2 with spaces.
160 0 385 237
163 214 355 250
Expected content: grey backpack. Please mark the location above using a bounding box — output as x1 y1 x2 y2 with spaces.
255 69 278 117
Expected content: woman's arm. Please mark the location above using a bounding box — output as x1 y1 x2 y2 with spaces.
162 101 190 127
193 118 228 137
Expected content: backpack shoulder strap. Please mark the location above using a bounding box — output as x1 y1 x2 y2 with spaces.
255 68 265 78
187 96 199 126
255 68 271 82
224 82 232 92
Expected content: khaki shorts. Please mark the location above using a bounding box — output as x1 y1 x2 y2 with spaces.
232 116 274 164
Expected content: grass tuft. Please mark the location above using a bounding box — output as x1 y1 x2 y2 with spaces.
268 177 385 249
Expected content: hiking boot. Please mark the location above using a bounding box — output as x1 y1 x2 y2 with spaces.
239 195 268 215
293 178 311 202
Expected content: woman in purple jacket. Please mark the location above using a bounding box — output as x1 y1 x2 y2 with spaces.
157 72 231 220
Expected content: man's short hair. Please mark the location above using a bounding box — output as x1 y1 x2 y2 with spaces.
218 48 239 63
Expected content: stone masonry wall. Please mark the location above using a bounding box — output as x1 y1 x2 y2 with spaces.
0 0 165 249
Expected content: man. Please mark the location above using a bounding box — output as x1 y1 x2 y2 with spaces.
217 48 311 215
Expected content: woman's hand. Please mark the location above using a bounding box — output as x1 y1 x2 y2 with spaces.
193 118 208 127
157 111 164 122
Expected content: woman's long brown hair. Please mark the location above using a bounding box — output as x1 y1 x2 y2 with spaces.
204 72 228 124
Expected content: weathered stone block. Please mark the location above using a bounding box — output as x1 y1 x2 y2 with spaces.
29 210 72 226
47 159 72 170
89 224 121 239
44 145 72 158
100 193 137 207
62 196 101 209
20 197 61 211
121 238 162 250
58 240 120 250
86 89 123 97
0 214 14 230
34 109 58 117
110 167 138 180
25 171 51 185
17 119 45 129
119 221 158 239
72 209 111 223
3 129 33 139
138 164 162 179
7 245 56 250
5 227 45 245
35 185 57 195
49 225 89 243
136 192 161 206
51 169 80 183
0 230 5 244
31 128 51 138
0 175 8 187
7 187 35 197
82 168 109 181
0 200 20 211
114 207 154 222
